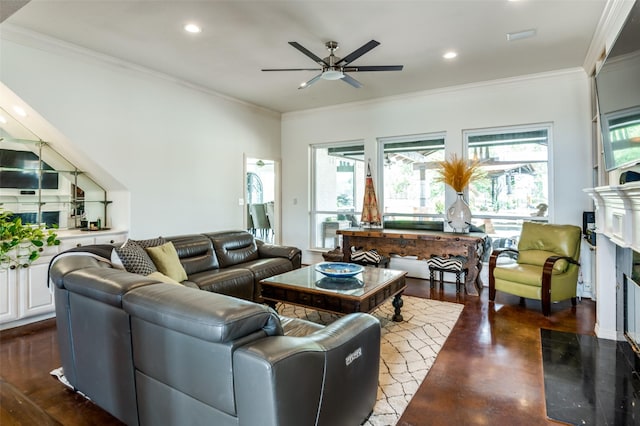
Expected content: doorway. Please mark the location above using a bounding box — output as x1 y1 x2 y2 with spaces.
245 157 278 244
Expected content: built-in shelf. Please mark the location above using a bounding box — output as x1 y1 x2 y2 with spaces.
585 182 640 251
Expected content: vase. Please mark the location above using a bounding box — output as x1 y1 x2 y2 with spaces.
446 192 472 233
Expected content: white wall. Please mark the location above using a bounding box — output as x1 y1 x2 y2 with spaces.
281 70 593 264
0 28 281 238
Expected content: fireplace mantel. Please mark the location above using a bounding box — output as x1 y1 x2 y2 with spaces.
585 182 640 252
584 183 640 340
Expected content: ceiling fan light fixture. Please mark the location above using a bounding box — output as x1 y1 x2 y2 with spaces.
321 70 344 80
263 40 403 89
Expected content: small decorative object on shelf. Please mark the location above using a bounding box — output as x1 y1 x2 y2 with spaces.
435 154 483 233
0 209 60 269
360 160 382 229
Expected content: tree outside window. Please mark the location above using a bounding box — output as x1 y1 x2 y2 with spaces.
465 125 550 239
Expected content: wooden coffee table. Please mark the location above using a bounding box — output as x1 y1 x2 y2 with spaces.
259 265 407 321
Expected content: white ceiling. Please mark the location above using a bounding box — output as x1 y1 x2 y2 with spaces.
3 0 608 113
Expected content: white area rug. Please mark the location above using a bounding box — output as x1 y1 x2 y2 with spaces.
277 296 464 426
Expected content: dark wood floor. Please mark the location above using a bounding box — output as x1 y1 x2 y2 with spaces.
0 277 594 425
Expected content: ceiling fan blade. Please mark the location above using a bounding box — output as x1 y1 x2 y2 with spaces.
345 65 404 72
298 73 323 89
289 42 329 66
337 40 380 65
262 68 323 72
341 74 363 88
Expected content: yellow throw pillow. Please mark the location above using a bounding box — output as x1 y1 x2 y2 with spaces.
147 271 182 285
145 242 188 283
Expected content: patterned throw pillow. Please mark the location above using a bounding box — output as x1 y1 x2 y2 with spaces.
131 237 166 249
115 240 159 275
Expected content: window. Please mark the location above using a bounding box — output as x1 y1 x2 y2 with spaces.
465 124 550 239
311 143 365 249
379 134 446 222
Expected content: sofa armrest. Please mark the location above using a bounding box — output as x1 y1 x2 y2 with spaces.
123 283 283 342
256 241 302 269
234 313 380 426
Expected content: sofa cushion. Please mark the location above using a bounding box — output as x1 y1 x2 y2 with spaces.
229 257 294 300
147 271 182 285
188 268 255 301
518 249 568 272
167 235 219 275
207 231 259 268
115 240 158 275
145 242 188 282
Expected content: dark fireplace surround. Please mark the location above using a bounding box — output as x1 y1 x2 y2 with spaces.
623 249 640 356
586 184 640 356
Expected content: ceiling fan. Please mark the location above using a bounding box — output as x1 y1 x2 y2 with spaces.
262 40 403 89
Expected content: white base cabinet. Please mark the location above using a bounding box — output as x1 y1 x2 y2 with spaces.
0 266 18 324
0 229 127 330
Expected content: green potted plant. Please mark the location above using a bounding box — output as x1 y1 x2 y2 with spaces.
0 209 60 269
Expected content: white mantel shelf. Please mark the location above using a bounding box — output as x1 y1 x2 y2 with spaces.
585 182 640 252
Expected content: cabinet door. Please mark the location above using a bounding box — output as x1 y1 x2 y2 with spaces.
18 261 55 318
58 236 95 251
0 268 18 324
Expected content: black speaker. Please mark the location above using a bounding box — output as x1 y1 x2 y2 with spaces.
620 170 640 184
583 211 595 235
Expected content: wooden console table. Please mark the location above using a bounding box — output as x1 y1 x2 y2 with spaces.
337 228 487 296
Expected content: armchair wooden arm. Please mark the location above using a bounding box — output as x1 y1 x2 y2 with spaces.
488 248 519 301
541 256 580 316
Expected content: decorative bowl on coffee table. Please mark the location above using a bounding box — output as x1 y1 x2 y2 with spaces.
315 262 364 278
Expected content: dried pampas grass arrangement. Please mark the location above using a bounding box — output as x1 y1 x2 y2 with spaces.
435 154 483 193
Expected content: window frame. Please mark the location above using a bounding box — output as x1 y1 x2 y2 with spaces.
463 123 553 236
310 140 365 249
377 132 447 223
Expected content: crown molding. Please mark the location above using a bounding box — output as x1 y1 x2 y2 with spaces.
0 24 281 118
583 0 637 76
283 68 587 119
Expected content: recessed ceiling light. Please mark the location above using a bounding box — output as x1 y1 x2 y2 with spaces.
184 23 202 34
443 51 458 59
13 106 27 117
0 115 6 124
506 28 537 41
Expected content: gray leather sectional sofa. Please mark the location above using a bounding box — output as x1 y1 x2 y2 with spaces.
49 230 381 426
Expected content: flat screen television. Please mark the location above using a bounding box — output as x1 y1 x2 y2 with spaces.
595 0 640 172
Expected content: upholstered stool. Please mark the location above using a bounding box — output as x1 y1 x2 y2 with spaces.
351 255 390 269
350 247 390 268
426 256 468 293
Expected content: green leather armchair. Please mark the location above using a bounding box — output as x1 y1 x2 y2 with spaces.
488 222 581 316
